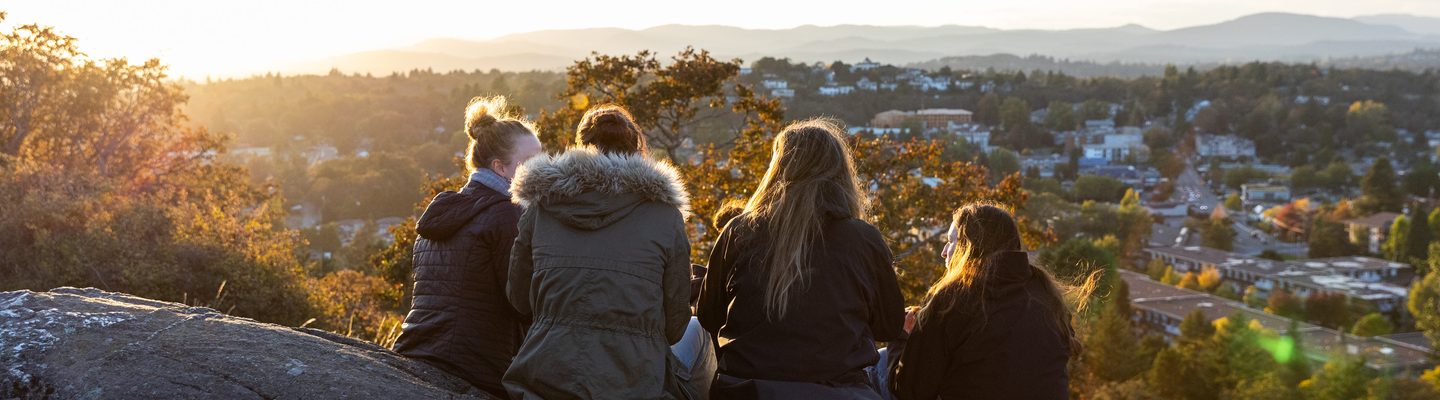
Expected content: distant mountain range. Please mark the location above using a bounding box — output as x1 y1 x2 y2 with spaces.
286 12 1440 76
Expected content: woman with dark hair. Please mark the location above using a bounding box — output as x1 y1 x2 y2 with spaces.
504 104 694 399
697 119 906 400
392 96 542 398
889 204 1085 400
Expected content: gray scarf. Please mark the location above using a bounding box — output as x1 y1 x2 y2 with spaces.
470 169 512 198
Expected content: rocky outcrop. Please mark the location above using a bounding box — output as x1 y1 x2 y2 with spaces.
1 287 497 399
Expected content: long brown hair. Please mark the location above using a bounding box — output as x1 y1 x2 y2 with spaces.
923 204 1092 357
464 96 538 172
741 118 867 320
575 105 647 155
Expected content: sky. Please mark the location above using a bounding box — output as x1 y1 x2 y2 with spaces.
4 0 1439 78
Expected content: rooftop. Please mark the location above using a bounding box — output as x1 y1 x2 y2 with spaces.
1120 270 1432 371
1344 212 1402 229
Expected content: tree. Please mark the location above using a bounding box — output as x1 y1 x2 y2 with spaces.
1409 268 1440 349
1214 314 1279 394
1243 285 1266 308
1385 214 1410 261
1037 237 1117 283
1358 157 1402 213
1179 309 1215 343
1178 272 1201 290
1197 266 1223 292
0 16 317 326
986 148 1021 180
1201 217 1236 251
1085 279 1148 383
1308 213 1356 258
1045 100 1076 131
1301 351 1375 400
1303 292 1350 329
1281 320 1312 387
1404 158 1440 197
1224 193 1243 211
1405 204 1433 264
975 92 1001 126
1266 289 1304 319
1350 312 1395 337
1074 175 1127 203
1147 348 1189 399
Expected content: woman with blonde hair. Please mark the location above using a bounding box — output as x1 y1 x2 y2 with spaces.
392 96 542 398
889 204 1082 400
504 105 695 399
697 118 906 400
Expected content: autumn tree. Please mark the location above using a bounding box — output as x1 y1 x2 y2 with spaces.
0 14 315 325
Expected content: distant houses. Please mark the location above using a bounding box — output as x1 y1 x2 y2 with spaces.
1122 270 1431 372
1343 212 1402 254
870 108 974 129
1144 245 1412 313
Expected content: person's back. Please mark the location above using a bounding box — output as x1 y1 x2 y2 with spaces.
696 119 906 400
703 214 902 382
504 106 693 399
392 97 542 397
891 205 1078 400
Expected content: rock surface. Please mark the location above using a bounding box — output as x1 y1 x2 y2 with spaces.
1 287 497 399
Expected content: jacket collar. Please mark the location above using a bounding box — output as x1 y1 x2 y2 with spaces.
509 147 690 216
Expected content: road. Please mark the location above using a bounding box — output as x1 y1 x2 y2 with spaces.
1157 160 1309 257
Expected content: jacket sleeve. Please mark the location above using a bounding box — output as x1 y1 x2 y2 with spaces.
506 206 537 318
663 217 693 345
696 224 734 337
892 305 951 400
489 205 524 317
867 226 907 342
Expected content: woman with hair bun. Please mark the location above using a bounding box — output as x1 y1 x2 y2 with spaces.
504 104 695 399
392 96 543 398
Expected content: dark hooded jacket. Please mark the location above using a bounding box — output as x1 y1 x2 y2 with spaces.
392 178 525 397
503 148 693 400
696 192 906 394
890 251 1071 400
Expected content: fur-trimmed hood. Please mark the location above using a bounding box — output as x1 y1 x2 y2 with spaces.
510 147 689 229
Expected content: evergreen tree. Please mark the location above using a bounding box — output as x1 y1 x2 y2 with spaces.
1085 279 1148 382
1359 157 1402 213
1405 204 1433 264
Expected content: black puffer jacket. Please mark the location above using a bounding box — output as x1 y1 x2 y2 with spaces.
392 179 526 397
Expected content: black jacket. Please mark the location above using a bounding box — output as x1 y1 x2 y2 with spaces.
697 200 906 387
392 179 525 397
890 251 1071 400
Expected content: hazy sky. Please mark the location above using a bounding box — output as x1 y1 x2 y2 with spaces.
5 0 1439 78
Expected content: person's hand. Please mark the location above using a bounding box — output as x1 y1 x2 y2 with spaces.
903 306 920 334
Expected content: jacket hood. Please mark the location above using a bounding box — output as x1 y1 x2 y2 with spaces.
510 147 690 230
414 181 508 240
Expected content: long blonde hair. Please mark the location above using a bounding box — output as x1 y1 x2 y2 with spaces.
924 204 1091 357
742 118 868 320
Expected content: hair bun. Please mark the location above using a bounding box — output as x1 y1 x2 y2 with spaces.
465 97 507 139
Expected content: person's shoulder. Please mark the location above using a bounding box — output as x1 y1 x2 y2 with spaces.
833 218 885 242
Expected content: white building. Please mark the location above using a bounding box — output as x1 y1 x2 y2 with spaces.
818 85 855 96
761 79 788 90
769 88 795 98
854 57 881 71
1241 184 1291 203
1196 134 1257 159
1082 132 1146 162
950 123 991 153
856 77 878 91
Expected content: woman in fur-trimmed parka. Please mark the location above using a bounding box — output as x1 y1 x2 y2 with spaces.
503 105 693 399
